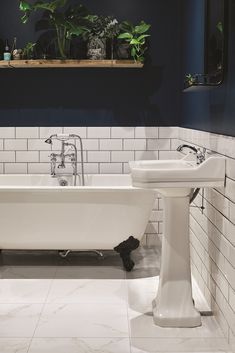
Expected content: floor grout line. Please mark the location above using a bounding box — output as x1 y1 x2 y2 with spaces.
26 265 58 352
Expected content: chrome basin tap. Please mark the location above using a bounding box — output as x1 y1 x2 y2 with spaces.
45 134 85 186
177 144 206 164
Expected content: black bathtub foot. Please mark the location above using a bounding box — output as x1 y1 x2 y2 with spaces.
114 236 140 272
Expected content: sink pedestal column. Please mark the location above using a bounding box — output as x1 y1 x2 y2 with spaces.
153 188 201 327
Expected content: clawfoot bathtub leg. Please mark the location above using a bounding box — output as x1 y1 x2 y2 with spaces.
58 250 71 258
91 250 104 259
114 236 140 272
58 250 104 259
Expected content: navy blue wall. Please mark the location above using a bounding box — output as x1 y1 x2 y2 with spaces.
181 0 235 137
0 0 182 126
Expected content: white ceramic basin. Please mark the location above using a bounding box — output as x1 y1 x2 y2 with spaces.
129 155 226 328
129 156 225 188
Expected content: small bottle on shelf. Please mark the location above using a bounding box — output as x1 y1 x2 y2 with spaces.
3 39 11 61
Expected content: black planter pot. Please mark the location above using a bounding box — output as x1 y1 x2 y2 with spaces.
116 42 130 60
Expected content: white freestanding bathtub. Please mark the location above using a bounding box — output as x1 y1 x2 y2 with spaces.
0 174 155 251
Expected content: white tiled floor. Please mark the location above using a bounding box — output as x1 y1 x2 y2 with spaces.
0 248 232 353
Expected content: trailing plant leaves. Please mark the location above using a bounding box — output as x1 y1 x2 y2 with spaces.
19 1 32 11
66 22 88 38
131 46 136 58
138 34 150 41
118 32 132 40
21 12 30 24
130 38 140 45
134 22 151 34
120 21 133 32
33 0 66 13
33 2 59 13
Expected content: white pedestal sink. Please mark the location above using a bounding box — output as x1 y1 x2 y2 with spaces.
129 155 225 327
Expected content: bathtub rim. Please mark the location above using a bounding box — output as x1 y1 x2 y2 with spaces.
0 173 156 193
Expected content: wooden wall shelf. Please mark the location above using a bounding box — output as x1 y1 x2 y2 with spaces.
0 59 143 69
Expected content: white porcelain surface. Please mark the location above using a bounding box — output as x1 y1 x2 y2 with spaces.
129 156 226 188
129 156 226 328
0 174 155 250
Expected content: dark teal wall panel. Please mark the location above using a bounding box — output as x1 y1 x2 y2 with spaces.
0 0 182 126
181 0 235 137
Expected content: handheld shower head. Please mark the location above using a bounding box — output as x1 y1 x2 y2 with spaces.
45 138 52 144
44 134 58 144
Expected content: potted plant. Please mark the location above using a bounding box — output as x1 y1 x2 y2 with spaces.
19 0 90 59
117 20 151 63
85 15 118 60
22 42 36 59
105 18 119 60
185 73 196 88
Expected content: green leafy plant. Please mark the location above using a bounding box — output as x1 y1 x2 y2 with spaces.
185 73 196 87
19 0 90 58
84 15 119 59
22 41 36 58
117 20 151 62
216 21 223 34
83 15 118 40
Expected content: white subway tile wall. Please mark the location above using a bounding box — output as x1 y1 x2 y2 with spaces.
0 126 178 247
178 127 235 350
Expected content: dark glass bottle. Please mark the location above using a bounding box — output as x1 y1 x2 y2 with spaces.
3 39 11 61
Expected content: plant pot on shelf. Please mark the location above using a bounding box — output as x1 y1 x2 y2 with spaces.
116 42 130 60
87 37 106 60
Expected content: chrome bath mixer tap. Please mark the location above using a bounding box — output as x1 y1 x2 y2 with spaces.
45 134 85 186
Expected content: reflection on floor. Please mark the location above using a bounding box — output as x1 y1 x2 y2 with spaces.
0 247 232 353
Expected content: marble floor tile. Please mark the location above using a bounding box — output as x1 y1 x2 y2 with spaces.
130 337 230 352
0 279 53 303
34 303 129 338
0 338 31 353
28 337 131 353
129 311 224 338
46 279 127 304
127 276 158 314
0 303 43 337
0 247 232 353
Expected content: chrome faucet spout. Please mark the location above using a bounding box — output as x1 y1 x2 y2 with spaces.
176 144 198 153
177 144 206 164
